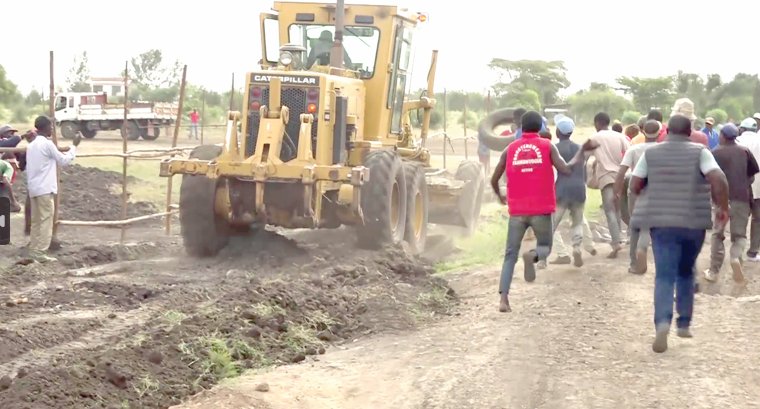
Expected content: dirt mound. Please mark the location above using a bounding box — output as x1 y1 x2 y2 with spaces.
12 164 158 222
0 245 457 409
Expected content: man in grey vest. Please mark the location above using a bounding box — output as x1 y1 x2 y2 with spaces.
629 115 729 353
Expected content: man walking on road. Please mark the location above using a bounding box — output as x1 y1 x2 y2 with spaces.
703 123 758 283
491 111 572 312
549 115 593 267
577 112 630 258
614 120 660 274
26 116 79 263
629 115 729 353
735 119 760 262
189 109 200 140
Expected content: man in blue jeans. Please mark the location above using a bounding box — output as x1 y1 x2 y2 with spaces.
629 114 729 353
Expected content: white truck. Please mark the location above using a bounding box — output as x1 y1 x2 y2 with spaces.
53 92 178 141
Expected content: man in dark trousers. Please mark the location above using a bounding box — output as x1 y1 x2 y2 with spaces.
629 114 729 353
491 111 572 312
704 123 759 284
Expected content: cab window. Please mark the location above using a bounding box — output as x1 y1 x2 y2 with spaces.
263 18 280 63
55 96 67 111
288 24 380 78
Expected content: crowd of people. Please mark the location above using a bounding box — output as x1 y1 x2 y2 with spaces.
0 116 80 263
489 99 760 353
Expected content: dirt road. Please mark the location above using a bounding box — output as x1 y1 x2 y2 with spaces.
175 245 760 409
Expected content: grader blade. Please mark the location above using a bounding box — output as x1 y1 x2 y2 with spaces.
426 161 485 235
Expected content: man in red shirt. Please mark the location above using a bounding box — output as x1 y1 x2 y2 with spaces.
189 109 200 140
491 111 572 312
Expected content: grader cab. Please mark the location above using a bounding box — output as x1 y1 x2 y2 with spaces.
159 0 486 256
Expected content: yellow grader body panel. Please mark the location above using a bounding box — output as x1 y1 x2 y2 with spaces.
159 1 485 255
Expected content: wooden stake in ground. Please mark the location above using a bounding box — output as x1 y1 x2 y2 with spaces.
120 62 129 243
201 88 206 145
442 88 447 169
165 65 188 235
49 51 61 236
463 93 469 160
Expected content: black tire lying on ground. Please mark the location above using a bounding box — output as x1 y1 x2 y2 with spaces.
356 149 407 249
456 160 485 237
403 162 428 255
179 145 230 257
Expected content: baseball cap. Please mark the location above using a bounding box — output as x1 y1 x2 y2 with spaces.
754 112 760 121
642 120 661 139
705 117 715 125
554 115 575 135
740 118 758 131
0 125 18 135
721 123 739 139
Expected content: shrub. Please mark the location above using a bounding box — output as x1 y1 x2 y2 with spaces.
705 108 728 125
621 111 641 125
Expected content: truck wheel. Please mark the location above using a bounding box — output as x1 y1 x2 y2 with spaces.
455 160 485 237
403 162 428 255
141 126 160 141
81 129 97 139
179 145 230 256
60 122 78 140
356 150 407 249
127 121 141 141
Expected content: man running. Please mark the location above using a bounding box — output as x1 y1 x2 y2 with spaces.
704 123 758 283
738 118 760 262
629 114 729 353
576 112 630 258
491 111 572 312
614 120 660 274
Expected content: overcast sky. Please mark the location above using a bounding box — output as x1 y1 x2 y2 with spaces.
4 0 759 96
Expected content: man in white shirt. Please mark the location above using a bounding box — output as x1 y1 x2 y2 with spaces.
737 118 760 261
26 116 79 262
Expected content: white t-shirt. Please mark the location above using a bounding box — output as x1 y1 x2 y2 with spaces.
738 131 760 197
26 136 76 198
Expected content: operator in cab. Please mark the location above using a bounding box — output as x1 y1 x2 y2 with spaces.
307 30 353 68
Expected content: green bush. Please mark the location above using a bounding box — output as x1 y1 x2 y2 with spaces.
429 109 443 129
457 110 479 127
705 108 728 125
621 111 641 125
11 104 28 123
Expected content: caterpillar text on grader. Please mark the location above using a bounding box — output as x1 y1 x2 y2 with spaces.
158 0 486 256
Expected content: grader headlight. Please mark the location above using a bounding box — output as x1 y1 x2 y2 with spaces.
279 51 293 67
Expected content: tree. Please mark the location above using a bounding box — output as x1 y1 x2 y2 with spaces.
66 51 92 92
705 108 728 125
489 59 570 106
128 49 182 89
25 89 43 106
0 64 20 105
567 87 631 124
615 76 674 113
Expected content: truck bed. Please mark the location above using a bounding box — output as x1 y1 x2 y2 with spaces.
77 102 178 121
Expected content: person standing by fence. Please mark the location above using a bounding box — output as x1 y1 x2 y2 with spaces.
189 109 200 140
26 116 80 263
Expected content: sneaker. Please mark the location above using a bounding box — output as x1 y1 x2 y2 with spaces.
730 260 745 284
549 255 572 265
572 248 583 267
703 269 718 283
537 260 547 270
522 250 537 283
652 324 670 353
677 328 693 338
635 249 647 275
747 255 760 263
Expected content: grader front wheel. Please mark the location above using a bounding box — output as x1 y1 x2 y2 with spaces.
403 162 428 254
356 150 407 249
179 145 231 257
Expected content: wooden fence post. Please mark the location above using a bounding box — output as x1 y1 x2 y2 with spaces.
165 65 188 235
49 51 61 237
120 61 129 243
463 93 469 160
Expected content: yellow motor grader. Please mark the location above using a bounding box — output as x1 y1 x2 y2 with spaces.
159 0 486 256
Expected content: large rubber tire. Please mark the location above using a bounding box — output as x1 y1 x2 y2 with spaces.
456 160 485 237
179 145 229 257
356 150 407 249
60 122 78 140
81 128 97 139
403 162 428 255
141 125 160 141
127 121 141 141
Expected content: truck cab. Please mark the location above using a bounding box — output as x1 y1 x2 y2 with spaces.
54 92 108 122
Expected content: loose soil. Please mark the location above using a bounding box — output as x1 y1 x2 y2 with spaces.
12 164 158 222
0 216 456 409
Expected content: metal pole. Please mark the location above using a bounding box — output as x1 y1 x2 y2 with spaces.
165 65 188 235
443 88 447 169
200 89 205 145
463 93 469 160
49 51 60 237
330 0 345 71
120 62 129 243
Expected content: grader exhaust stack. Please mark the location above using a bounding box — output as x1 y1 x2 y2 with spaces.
330 0 346 73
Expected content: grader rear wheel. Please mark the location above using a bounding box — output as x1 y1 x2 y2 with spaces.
456 160 485 237
356 150 407 249
403 162 428 254
179 145 230 257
